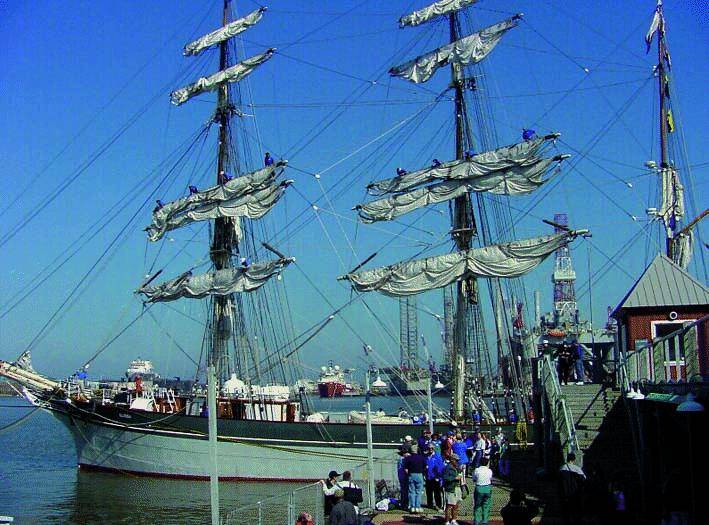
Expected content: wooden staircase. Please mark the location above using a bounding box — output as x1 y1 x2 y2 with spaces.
559 384 638 479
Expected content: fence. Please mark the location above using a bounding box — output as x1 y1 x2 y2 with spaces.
221 481 325 525
221 460 398 525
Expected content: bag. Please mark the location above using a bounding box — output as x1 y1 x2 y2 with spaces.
343 486 364 504
461 484 470 500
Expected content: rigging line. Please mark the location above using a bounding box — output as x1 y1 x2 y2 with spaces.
508 77 653 232
0 126 211 319
245 98 438 108
0 22 212 250
521 18 587 71
0 1 210 221
316 207 434 244
81 304 154 369
278 0 373 53
575 227 650 298
21 135 191 351
539 0 648 63
528 17 647 129
255 295 363 376
1 91 166 250
485 77 649 100
251 99 442 256
146 309 200 367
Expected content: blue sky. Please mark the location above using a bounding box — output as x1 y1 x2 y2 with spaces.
1 0 706 381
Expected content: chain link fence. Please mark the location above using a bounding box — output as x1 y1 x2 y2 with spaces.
221 458 398 525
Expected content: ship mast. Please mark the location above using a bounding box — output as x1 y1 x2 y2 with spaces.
654 1 673 259
449 12 475 420
211 0 235 382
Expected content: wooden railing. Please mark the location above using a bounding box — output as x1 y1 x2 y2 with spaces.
618 314 707 393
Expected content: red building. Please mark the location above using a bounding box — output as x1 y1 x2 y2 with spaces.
612 254 708 382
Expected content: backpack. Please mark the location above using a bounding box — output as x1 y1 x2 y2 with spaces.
343 486 364 504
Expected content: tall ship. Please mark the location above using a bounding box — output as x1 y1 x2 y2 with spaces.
1 0 589 481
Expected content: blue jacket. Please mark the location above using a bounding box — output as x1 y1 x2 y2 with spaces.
425 452 444 481
452 441 469 465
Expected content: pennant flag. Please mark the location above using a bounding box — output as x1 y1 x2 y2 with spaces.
666 109 675 133
645 1 663 53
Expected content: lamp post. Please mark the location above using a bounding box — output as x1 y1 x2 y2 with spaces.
677 393 703 525
364 368 377 508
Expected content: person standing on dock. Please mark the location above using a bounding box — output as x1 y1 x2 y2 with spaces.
472 456 494 525
397 449 410 510
443 453 463 525
573 340 585 384
403 444 426 513
424 444 444 510
328 489 357 525
556 344 573 385
558 453 586 525
321 470 341 516
452 433 469 481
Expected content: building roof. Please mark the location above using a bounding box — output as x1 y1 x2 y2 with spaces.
613 254 709 314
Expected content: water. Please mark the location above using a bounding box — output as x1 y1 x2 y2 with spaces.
0 395 449 524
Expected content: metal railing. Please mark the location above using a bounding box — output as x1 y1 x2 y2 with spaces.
220 460 395 525
221 481 326 525
540 354 581 463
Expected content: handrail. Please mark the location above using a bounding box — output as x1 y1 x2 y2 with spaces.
618 314 708 393
541 354 582 464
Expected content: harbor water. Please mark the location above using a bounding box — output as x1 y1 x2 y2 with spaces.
0 395 450 524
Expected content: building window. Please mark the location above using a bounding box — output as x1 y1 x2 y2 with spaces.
654 323 685 361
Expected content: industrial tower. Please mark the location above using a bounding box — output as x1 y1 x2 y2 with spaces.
552 213 578 328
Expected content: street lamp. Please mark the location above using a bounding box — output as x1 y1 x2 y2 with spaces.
676 392 703 524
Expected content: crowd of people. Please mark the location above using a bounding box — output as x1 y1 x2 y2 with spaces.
554 340 587 385
393 426 513 525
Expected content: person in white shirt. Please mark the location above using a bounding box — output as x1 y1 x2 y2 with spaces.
472 457 494 525
473 434 486 468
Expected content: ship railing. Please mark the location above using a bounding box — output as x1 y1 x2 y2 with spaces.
540 354 581 464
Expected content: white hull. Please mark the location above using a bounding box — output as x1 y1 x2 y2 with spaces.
55 411 398 482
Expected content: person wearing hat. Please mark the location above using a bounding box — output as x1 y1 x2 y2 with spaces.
328 488 357 525
321 470 341 516
443 453 463 525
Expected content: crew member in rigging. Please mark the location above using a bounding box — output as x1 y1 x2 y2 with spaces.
188 185 199 195
396 167 408 176
264 151 274 166
153 199 164 213
522 128 536 141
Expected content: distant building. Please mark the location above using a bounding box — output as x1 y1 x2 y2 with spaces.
612 254 708 383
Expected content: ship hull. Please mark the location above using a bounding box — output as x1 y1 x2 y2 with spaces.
317 381 345 398
46 400 421 482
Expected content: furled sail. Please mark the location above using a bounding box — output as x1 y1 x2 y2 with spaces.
357 157 563 223
367 135 557 196
149 180 292 241
399 0 478 28
139 258 294 303
389 15 520 83
171 49 275 106
183 7 266 56
658 166 684 226
147 163 288 241
340 233 574 296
